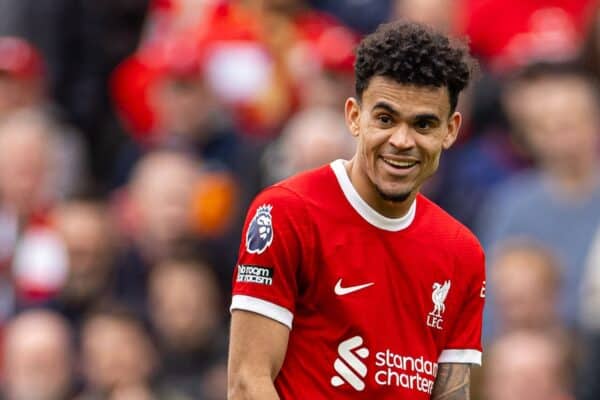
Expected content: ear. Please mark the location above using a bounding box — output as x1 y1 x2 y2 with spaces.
442 112 462 150
345 97 361 137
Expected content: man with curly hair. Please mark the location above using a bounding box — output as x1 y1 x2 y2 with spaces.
228 20 485 399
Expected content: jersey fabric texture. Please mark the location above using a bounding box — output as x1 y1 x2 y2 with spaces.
231 159 486 399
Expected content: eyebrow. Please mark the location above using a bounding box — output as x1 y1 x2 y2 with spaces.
372 101 400 116
372 101 442 123
413 113 442 124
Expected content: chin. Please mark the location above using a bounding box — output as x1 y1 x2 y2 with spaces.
375 185 413 203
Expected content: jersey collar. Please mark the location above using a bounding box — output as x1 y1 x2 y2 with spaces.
330 159 417 232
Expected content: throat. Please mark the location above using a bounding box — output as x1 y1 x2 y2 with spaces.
346 159 415 218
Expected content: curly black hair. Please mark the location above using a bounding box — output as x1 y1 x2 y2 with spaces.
355 21 476 112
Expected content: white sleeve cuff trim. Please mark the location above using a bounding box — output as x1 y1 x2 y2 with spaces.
230 295 293 329
438 349 482 365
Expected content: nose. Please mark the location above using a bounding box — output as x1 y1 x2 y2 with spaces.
388 123 416 150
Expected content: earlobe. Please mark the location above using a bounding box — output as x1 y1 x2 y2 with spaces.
442 112 462 150
345 97 360 137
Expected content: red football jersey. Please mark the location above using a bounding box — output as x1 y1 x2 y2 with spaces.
231 160 486 399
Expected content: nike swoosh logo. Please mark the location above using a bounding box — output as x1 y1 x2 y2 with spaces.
335 279 375 296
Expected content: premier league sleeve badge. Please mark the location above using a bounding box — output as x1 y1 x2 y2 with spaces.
246 204 274 254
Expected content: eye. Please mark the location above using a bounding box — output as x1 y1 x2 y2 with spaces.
377 114 393 126
415 120 430 129
414 118 436 131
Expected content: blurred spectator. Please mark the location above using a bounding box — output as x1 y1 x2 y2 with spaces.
486 239 563 339
79 304 190 400
0 110 84 214
483 331 573 400
0 37 86 191
111 20 266 214
124 151 199 255
582 5 600 80
143 0 217 42
477 62 600 327
0 37 44 119
148 256 226 398
0 111 85 309
582 223 600 330
393 0 456 33
112 47 242 186
0 111 58 221
112 151 205 312
44 200 116 332
261 107 354 185
0 2 150 189
430 128 525 229
2 309 76 400
460 0 596 73
308 0 391 33
114 2 294 141
281 11 357 111
578 223 600 400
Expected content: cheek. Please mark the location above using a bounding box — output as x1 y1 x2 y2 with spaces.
420 136 445 167
427 151 442 172
357 134 379 171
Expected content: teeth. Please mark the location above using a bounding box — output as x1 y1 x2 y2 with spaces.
384 158 417 168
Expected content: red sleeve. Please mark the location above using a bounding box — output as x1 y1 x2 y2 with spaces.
230 186 309 329
439 230 486 365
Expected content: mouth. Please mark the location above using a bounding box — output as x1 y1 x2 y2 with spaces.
381 156 419 170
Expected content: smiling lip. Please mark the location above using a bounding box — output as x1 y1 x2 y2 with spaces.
381 156 420 170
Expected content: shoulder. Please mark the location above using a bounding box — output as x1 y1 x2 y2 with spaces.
418 194 484 264
275 163 335 196
417 195 480 244
245 165 335 232
252 164 334 209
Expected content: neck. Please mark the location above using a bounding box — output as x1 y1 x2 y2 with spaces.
346 159 416 219
544 158 598 197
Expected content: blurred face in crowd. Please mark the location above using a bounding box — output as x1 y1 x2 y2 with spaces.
81 314 156 390
345 77 460 216
3 311 72 400
243 0 305 13
505 75 599 175
279 108 355 175
485 332 569 400
296 70 354 110
152 75 216 139
54 202 114 303
149 259 220 351
491 244 559 332
0 114 52 216
0 73 41 117
394 0 454 33
130 151 199 249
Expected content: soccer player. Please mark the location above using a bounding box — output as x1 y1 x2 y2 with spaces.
228 20 485 399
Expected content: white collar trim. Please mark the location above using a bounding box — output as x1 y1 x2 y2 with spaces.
330 159 416 232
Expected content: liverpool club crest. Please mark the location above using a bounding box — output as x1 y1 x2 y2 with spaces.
427 280 451 330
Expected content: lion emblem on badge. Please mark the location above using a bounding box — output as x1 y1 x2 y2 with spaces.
246 204 274 254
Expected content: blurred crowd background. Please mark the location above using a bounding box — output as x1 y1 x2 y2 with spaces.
0 0 599 399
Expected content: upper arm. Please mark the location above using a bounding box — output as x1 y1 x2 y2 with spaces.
228 310 290 399
431 363 471 400
228 188 309 399
442 233 486 365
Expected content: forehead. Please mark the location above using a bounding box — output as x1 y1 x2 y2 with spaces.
520 77 595 110
361 76 451 117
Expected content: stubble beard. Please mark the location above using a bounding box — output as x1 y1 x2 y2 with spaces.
375 185 412 203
